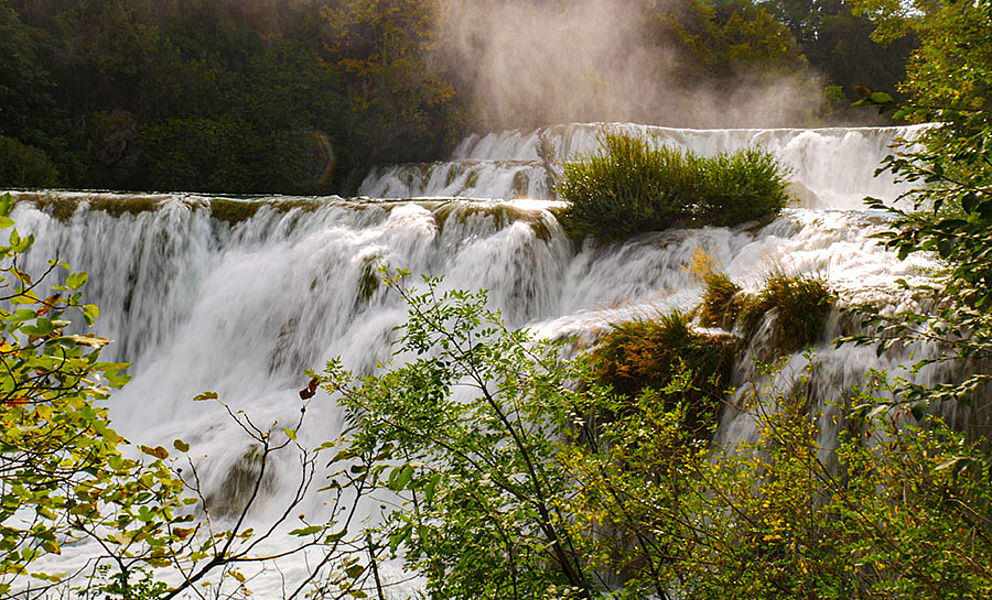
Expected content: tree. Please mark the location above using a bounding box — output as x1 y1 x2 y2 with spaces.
321 0 461 166
320 272 603 600
651 0 810 86
841 0 992 425
760 0 916 105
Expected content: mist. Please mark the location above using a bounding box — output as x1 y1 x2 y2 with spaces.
438 0 824 131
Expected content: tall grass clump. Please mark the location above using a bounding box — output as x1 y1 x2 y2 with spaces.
740 273 832 353
556 133 790 239
590 311 736 438
699 272 745 329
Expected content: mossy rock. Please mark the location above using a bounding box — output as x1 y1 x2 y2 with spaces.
208 199 262 225
23 193 165 222
356 254 384 303
205 444 274 517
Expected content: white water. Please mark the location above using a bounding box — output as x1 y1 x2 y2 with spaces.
359 122 926 210
4 122 941 597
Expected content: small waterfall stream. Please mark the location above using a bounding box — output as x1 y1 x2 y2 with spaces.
3 122 940 596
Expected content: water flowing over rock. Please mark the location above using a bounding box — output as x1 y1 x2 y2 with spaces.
359 122 927 210
2 121 942 595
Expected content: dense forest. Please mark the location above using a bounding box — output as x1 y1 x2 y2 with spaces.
0 0 913 194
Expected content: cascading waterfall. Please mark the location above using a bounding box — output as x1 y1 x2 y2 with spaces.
3 122 944 596
359 122 927 209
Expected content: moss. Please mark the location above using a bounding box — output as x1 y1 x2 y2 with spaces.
739 273 832 354
25 194 164 223
445 164 463 188
699 272 745 329
590 311 737 439
529 218 554 243
357 255 382 303
209 199 262 225
464 170 479 191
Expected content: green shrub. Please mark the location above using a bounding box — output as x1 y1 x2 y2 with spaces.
590 311 736 438
696 147 792 227
0 135 58 188
740 272 832 353
556 133 790 238
699 271 745 329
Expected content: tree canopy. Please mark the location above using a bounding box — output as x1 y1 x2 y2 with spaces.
0 0 920 194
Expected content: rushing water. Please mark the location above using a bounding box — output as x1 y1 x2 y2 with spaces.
3 122 942 596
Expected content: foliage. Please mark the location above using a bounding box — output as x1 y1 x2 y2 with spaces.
739 272 832 353
697 147 794 226
0 189 139 590
839 0 992 417
0 136 58 188
0 193 380 599
316 272 992 599
556 133 790 239
653 0 810 84
589 311 736 439
320 272 606 600
699 271 745 328
760 0 916 109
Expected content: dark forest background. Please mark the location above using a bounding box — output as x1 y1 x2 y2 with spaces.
0 0 915 195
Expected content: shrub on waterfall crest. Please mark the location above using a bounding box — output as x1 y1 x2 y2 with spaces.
589 311 736 438
556 132 790 239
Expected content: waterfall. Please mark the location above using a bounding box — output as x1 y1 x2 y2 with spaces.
358 122 926 210
2 121 939 596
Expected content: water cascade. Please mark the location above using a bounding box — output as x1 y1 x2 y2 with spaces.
4 122 942 595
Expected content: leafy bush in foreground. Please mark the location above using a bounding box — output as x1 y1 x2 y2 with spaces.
556 133 790 239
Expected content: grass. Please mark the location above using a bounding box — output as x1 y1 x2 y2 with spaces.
555 132 790 239
739 273 832 354
699 272 745 329
590 311 736 439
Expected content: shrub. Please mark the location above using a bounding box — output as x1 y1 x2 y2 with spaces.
696 147 792 227
740 272 832 353
590 311 736 438
0 135 58 188
699 271 745 329
556 132 790 238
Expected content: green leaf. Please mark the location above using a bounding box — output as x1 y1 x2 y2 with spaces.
65 272 88 290
194 391 219 401
344 564 365 579
869 91 894 104
289 525 322 536
283 428 297 442
173 439 190 452
140 445 170 460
